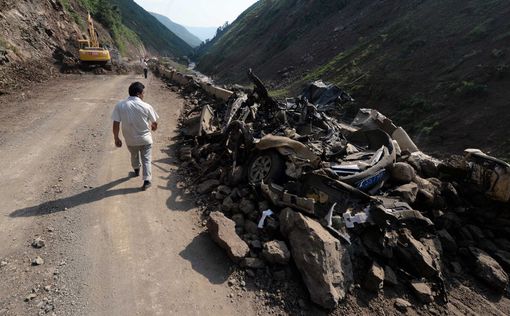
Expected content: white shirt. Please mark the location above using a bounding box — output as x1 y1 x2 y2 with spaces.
112 96 159 146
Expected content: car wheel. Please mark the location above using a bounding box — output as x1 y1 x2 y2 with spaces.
248 150 285 184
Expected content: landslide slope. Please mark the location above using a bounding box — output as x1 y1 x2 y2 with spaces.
196 0 510 157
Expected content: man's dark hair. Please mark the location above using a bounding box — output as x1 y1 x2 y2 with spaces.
129 82 145 97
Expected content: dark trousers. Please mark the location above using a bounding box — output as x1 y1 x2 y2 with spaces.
144 68 148 79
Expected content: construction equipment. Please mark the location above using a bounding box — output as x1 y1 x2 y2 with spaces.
78 13 111 68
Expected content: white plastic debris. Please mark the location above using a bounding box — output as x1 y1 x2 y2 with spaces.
258 209 274 228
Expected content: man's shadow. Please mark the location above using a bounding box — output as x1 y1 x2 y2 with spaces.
10 176 139 218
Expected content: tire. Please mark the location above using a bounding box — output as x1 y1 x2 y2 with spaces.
247 150 285 184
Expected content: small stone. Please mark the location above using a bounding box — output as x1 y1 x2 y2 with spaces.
244 220 259 235
251 240 262 249
25 293 37 302
32 257 44 266
239 198 256 215
44 285 51 292
0 261 7 267
394 298 412 312
241 258 265 269
32 237 46 249
262 240 291 265
246 269 256 278
450 261 462 274
231 214 245 227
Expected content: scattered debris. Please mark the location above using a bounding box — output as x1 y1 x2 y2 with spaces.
164 64 510 310
32 257 45 266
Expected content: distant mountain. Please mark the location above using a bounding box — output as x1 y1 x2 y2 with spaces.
185 26 218 42
111 0 193 57
150 12 202 48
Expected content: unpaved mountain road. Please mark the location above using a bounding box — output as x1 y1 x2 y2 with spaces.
0 74 257 315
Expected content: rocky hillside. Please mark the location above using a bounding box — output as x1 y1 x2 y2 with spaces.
196 0 510 157
151 12 202 48
0 0 192 94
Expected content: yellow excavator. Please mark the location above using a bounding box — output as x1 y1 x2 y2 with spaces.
78 13 111 68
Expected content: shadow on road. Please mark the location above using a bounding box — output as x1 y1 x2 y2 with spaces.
9 176 138 218
154 136 195 212
179 232 232 284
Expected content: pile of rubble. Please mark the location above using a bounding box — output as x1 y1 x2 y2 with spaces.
171 69 510 309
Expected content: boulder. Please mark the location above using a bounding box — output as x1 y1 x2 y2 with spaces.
363 262 385 292
197 179 220 194
231 214 245 227
207 212 250 263
437 230 458 255
397 229 438 278
410 281 434 303
467 247 509 292
262 240 291 265
394 183 418 204
390 162 416 183
280 208 353 309
384 266 399 286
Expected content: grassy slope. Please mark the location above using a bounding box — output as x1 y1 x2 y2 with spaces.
112 0 192 58
197 0 510 157
151 12 202 48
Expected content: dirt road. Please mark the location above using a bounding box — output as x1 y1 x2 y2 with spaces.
0 74 256 315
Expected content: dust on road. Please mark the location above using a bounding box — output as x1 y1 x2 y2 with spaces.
0 74 256 315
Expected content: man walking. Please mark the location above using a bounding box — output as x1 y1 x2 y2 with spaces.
142 59 148 79
112 82 159 190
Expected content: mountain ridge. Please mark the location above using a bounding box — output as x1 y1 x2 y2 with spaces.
150 12 202 48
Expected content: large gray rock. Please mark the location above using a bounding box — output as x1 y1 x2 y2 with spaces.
262 240 291 265
468 247 509 292
280 208 352 309
397 229 439 278
207 212 249 263
437 229 458 255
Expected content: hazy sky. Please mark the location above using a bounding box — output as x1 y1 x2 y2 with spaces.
133 0 258 27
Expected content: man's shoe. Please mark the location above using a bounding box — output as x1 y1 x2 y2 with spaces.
131 169 140 177
141 180 152 191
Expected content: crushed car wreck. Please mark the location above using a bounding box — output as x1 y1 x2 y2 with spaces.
160 65 510 310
